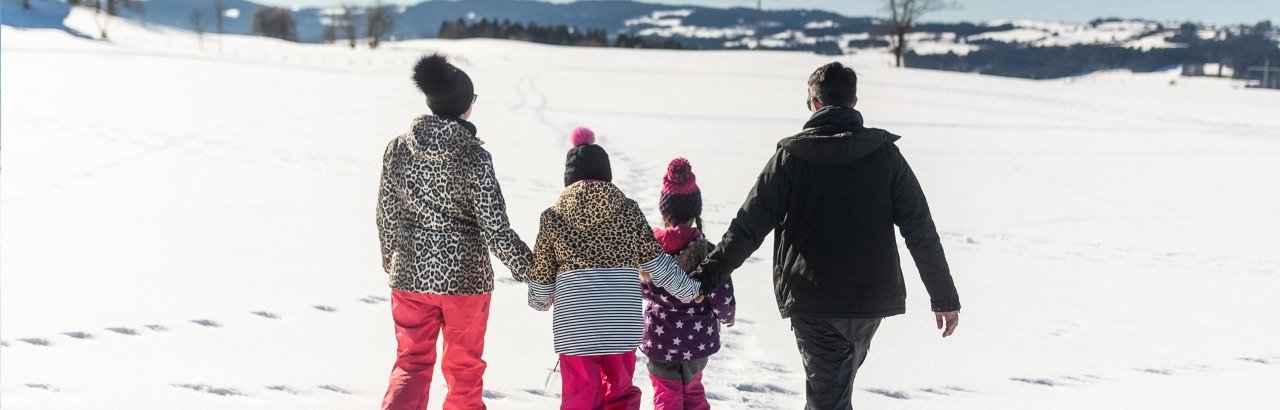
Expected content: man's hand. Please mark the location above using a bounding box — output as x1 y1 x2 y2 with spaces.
690 267 720 297
935 310 959 338
693 294 705 303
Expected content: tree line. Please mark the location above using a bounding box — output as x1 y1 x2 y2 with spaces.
905 20 1280 83
246 2 397 48
438 18 682 49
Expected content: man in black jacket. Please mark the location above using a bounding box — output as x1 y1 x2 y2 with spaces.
693 62 961 409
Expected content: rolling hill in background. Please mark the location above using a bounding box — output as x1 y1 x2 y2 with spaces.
9 0 1276 83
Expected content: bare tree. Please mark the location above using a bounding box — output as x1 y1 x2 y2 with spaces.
323 22 338 43
214 0 225 54
81 0 143 39
342 5 360 48
190 9 207 50
366 1 397 49
884 0 955 67
250 7 298 42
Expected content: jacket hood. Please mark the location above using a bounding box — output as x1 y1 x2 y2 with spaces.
405 115 481 158
551 181 629 231
654 225 702 255
778 106 900 166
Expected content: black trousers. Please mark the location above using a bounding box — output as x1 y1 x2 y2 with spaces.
791 317 883 410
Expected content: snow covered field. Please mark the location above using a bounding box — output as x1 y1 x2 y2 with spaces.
3 3 1280 409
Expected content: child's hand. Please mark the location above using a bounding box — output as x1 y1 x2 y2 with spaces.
722 318 735 328
693 294 704 303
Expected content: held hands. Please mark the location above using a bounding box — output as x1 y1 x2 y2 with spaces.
935 310 959 338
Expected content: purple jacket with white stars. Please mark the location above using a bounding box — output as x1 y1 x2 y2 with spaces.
640 234 736 363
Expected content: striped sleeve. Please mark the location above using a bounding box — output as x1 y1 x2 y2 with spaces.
528 282 555 311
528 210 559 311
640 253 700 303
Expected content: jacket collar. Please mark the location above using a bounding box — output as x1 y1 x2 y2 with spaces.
801 105 864 136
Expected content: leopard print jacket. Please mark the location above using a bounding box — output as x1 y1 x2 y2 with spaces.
377 115 533 294
527 181 664 285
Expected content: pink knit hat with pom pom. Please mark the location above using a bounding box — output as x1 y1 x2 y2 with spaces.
659 158 702 223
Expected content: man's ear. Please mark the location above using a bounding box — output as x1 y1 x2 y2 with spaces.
851 96 859 108
809 97 823 112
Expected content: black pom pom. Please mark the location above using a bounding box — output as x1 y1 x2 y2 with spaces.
413 53 458 95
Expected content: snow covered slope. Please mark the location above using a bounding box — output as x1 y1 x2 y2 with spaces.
3 7 1280 410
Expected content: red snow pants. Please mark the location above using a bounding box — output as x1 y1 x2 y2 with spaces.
558 351 643 410
382 290 491 410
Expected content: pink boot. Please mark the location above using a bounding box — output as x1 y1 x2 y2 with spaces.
651 372 711 410
650 374 685 410
683 373 710 410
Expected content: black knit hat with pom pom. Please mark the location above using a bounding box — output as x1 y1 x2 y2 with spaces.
564 127 612 186
413 53 474 118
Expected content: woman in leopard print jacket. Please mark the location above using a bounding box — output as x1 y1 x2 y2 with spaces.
377 115 533 293
527 127 701 410
377 54 533 410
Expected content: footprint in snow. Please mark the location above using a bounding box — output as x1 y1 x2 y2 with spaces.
1137 368 1175 375
705 391 737 402
144 324 169 332
1238 357 1274 365
107 327 140 336
173 383 243 396
18 338 51 346
313 305 337 312
483 390 506 399
734 383 795 395
251 311 280 319
522 388 560 398
63 331 94 340
317 385 351 394
918 387 952 396
865 388 910 400
26 383 60 392
265 385 299 394
752 361 786 372
191 319 221 328
1010 377 1056 386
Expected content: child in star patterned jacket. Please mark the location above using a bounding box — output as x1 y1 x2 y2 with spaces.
641 158 736 410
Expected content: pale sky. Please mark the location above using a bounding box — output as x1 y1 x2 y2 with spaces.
255 0 1279 25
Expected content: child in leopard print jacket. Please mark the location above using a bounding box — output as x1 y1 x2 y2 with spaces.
527 127 702 410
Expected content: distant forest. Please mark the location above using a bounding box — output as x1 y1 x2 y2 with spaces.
438 18 683 49
906 21 1280 84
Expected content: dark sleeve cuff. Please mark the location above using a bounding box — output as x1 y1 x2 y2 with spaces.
930 301 961 312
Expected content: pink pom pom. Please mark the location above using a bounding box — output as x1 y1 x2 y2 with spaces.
662 157 699 195
570 127 596 147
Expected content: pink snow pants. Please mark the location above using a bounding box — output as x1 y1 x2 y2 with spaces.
382 290 491 410
650 373 710 410
558 351 643 410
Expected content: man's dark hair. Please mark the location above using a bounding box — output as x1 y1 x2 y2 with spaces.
807 62 857 106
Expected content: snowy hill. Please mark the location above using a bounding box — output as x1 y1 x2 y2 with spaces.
4 6 1280 410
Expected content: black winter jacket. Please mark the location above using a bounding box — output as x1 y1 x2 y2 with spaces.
694 106 960 318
